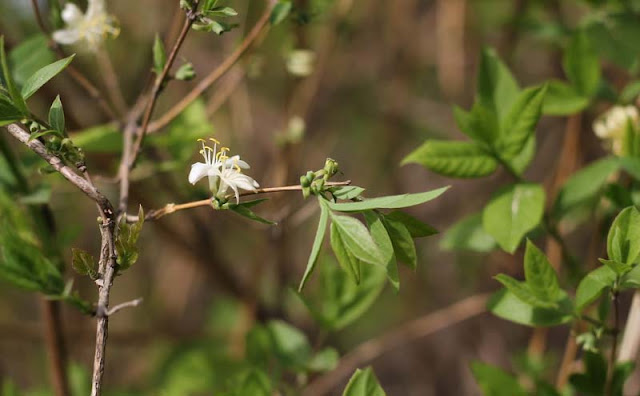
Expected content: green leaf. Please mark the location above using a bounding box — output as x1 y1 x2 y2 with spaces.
402 140 498 178
576 266 616 311
523 240 562 303
342 367 386 396
477 47 520 121
332 186 365 200
607 206 640 265
326 186 449 212
585 13 640 71
116 206 144 271
621 264 640 289
8 34 55 86
620 80 640 104
384 211 437 238
568 351 607 396
330 213 385 267
0 37 27 114
0 96 23 126
270 1 292 25
553 157 619 218
307 347 339 372
482 184 545 254
470 362 527 396
266 320 312 369
330 221 361 283
71 248 97 279
599 258 632 275
363 211 399 291
21 55 75 100
298 199 329 291
48 95 65 133
440 212 496 253
542 80 590 116
152 34 167 75
295 256 386 330
488 289 573 327
563 29 601 97
507 134 536 175
228 202 275 225
381 214 416 270
494 274 558 308
496 84 547 159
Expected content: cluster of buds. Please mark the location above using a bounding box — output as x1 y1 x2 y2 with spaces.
300 158 339 198
593 105 640 156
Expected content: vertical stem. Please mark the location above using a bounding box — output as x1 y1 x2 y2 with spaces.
95 49 128 116
605 290 620 396
41 300 71 396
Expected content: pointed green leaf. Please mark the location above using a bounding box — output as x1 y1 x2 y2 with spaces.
332 186 365 200
384 211 437 238
523 240 562 303
471 362 527 396
152 34 167 75
330 213 384 267
363 211 399 291
477 47 520 120
298 200 329 291
270 1 292 25
402 140 498 178
21 55 75 99
326 186 449 212
576 266 616 311
482 184 545 254
0 37 27 114
229 202 276 225
0 96 22 126
342 367 386 396
494 274 558 309
488 289 573 327
607 206 640 265
563 29 600 97
330 222 361 283
71 248 97 279
48 95 65 133
381 215 416 270
542 80 590 116
497 84 547 159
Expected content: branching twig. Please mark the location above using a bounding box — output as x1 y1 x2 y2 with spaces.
126 181 352 222
105 298 143 317
303 293 490 396
146 0 276 134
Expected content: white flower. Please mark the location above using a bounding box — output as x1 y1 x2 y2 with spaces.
52 0 119 51
188 138 258 202
593 105 640 155
217 167 260 204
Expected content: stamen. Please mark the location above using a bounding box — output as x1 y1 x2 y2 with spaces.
209 138 221 144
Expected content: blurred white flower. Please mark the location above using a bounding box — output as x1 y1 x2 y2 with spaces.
286 49 316 77
593 105 639 155
52 0 119 51
188 138 257 202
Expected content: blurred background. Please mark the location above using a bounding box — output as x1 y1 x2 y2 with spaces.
0 0 637 394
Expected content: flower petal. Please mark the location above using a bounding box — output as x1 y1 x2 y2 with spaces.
52 29 82 45
86 0 106 19
225 155 250 169
188 162 211 185
61 3 84 25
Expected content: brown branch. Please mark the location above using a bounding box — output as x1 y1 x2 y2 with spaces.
127 181 352 222
618 291 640 362
106 298 143 316
41 300 71 396
30 0 117 120
3 123 118 396
146 0 276 134
4 124 112 211
96 48 128 116
303 293 491 396
128 9 197 169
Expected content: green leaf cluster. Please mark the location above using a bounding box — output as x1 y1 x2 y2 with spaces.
116 206 145 271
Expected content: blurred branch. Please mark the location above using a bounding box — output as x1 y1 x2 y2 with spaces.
436 0 466 99
40 300 71 396
304 293 491 396
126 180 352 222
146 0 276 134
618 291 640 362
29 0 118 120
96 48 128 116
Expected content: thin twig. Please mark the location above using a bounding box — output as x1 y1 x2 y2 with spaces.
146 0 276 134
303 293 491 396
605 290 621 396
105 298 143 317
40 300 71 396
128 8 197 169
126 181 352 222
30 0 118 120
96 48 128 116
